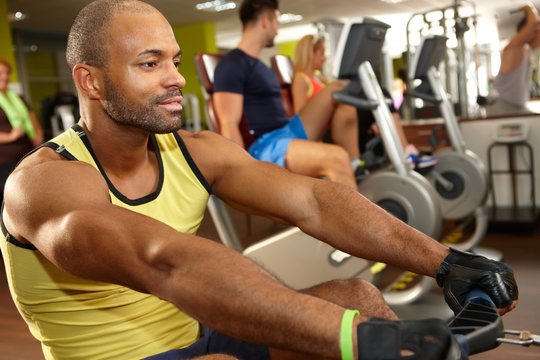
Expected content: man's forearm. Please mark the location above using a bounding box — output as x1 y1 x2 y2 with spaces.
153 234 347 358
301 180 449 277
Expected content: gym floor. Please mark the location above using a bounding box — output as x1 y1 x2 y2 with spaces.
1 209 539 359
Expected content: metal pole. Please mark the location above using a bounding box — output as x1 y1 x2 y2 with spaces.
454 0 469 118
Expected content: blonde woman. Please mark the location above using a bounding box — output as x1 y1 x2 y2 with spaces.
292 35 367 176
292 35 438 170
291 35 329 111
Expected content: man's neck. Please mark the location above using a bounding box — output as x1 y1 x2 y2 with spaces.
237 33 264 59
79 113 153 172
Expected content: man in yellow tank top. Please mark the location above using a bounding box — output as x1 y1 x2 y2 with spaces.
1 1 518 359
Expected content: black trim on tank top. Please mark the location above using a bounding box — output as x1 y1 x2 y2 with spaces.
72 124 165 206
1 204 37 250
173 132 211 194
0 142 61 251
0 132 83 250
42 141 78 160
0 134 83 251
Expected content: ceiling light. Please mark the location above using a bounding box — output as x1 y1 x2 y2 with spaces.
279 13 303 24
196 0 237 12
8 11 28 22
380 0 407 4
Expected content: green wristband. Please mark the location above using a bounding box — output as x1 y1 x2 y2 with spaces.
340 309 360 360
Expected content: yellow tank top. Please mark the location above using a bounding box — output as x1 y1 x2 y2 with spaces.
0 125 211 359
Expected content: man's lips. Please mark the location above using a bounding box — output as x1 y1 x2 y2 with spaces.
159 96 183 112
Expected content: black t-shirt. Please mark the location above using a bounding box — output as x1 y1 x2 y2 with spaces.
214 48 290 138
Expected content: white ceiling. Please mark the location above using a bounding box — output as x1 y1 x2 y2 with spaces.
6 0 540 53
7 0 540 34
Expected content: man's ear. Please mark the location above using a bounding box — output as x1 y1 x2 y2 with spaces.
72 64 103 100
260 11 271 29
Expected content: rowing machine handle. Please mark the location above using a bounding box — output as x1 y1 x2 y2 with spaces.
449 289 504 356
465 288 496 307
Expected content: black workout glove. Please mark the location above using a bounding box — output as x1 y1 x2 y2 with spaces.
436 248 518 314
357 318 463 360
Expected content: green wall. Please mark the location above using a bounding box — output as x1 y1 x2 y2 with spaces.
278 41 298 58
172 21 217 129
0 0 18 82
24 52 60 121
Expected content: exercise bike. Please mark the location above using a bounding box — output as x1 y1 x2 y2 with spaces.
407 35 496 257
332 19 445 306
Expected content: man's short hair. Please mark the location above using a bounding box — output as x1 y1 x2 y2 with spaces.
66 0 153 70
239 0 279 27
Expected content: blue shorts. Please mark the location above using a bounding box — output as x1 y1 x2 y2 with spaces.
248 114 307 167
144 326 269 359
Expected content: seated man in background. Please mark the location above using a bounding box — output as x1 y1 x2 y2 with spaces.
493 3 540 107
1 0 518 359
213 0 364 187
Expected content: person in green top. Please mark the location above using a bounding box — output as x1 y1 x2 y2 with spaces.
0 58 44 203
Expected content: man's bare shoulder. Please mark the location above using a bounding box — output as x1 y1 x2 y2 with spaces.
177 129 249 158
11 146 100 180
6 146 109 207
176 129 258 183
4 147 110 245
177 129 222 142
13 145 61 168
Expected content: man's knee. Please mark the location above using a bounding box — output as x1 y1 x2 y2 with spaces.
304 278 380 303
321 144 350 167
347 278 384 299
332 278 382 298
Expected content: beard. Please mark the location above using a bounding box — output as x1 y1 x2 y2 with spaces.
265 36 275 48
102 75 183 134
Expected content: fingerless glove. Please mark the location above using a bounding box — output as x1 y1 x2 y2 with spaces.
436 248 518 314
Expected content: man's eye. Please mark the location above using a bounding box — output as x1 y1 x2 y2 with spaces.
142 61 158 68
174 61 181 69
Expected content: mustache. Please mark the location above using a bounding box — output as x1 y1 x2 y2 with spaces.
153 89 183 103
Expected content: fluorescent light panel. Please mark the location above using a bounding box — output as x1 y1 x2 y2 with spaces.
196 0 236 12
279 13 303 24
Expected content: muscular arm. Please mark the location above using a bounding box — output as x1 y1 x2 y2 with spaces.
191 131 449 278
2 148 345 358
499 5 540 75
212 92 245 147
